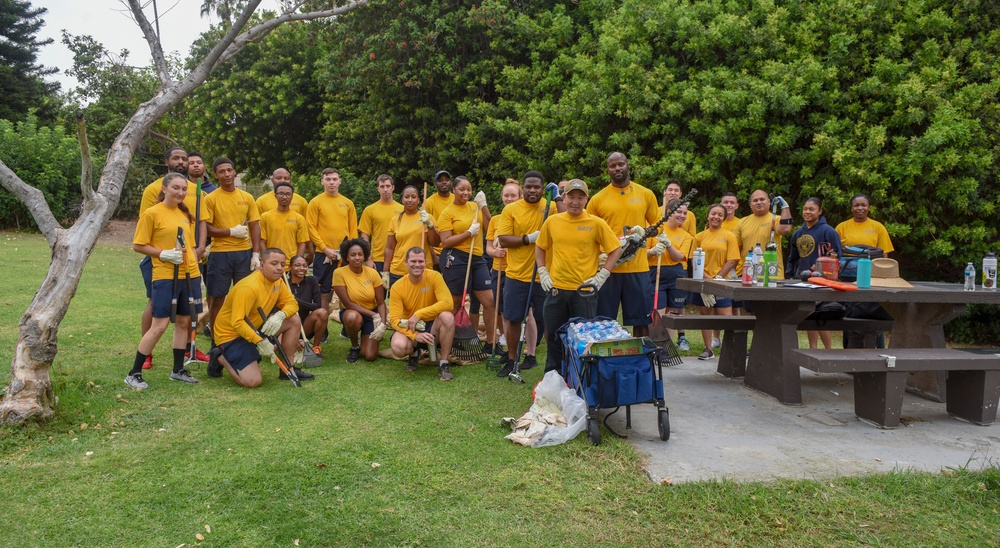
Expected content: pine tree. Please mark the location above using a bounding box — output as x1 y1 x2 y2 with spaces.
0 0 60 122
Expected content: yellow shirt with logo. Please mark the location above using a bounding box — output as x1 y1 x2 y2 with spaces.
536 211 621 290
256 190 309 218
133 203 201 281
495 199 557 282
437 201 483 256
721 216 740 234
653 224 694 268
203 188 260 252
260 209 310 267
586 182 660 273
424 192 454 256
359 200 404 263
388 270 454 339
387 211 431 276
734 213 785 279
139 177 201 218
835 218 894 253
694 228 741 278
332 265 383 310
213 270 298 346
307 193 358 252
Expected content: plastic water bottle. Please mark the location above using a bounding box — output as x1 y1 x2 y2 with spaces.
857 256 872 289
742 253 754 287
752 243 764 285
965 262 976 291
983 252 997 290
763 249 779 287
693 248 706 280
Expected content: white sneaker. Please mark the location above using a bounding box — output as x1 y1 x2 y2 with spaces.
124 373 148 390
711 337 722 349
677 338 690 351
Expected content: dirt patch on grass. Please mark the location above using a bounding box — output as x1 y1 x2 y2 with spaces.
99 220 137 246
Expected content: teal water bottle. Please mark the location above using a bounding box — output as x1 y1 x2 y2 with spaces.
857 256 872 289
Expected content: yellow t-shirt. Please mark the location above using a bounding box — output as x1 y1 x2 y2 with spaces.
586 182 660 273
657 224 694 268
661 205 697 237
307 193 358 252
424 192 454 256
213 270 298 346
721 216 740 234
259 209 310 267
486 215 506 271
387 211 431 276
256 191 309 218
536 211 621 290
332 265 383 311
437 201 483 256
359 200 404 263
139 177 201 218
495 199 558 282
734 213 785 279
693 228 741 278
133 203 201 281
388 270 454 340
203 188 260 252
835 218 894 253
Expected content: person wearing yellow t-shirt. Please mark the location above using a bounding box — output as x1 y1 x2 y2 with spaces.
256 168 309 217
536 179 622 372
124 173 204 389
205 248 310 387
586 152 660 337
306 167 358 310
720 192 741 234
663 179 697 237
486 180 532 368
201 157 262 342
648 200 693 314
423 170 454 266
495 171 564 377
835 193 894 254
388 247 456 381
359 174 404 271
384 185 432 288
258 181 309 269
691 204 742 360
333 238 388 363
733 189 794 276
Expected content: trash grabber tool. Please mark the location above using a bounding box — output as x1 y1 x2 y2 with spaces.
248 307 301 387
170 227 182 323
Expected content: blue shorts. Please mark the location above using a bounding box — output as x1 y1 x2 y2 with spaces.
388 272 403 288
206 249 252 297
219 337 260 372
650 264 688 310
440 249 492 296
688 293 734 309
373 261 383 272
341 308 376 337
140 256 153 298
502 277 545 327
150 277 203 318
313 254 337 294
596 271 653 326
198 258 210 280
492 270 504 312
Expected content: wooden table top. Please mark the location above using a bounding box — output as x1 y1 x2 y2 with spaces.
677 279 1000 305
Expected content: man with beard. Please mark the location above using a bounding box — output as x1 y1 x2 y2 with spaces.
186 151 218 193
734 189 793 279
586 152 661 337
423 170 454 267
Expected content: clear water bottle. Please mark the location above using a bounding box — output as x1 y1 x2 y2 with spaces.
965 262 976 291
752 243 764 285
693 248 706 280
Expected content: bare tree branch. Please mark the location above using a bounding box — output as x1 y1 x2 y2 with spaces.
76 114 94 203
127 0 172 85
0 161 61 246
148 129 181 148
198 0 266 79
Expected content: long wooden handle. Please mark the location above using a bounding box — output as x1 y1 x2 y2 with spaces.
421 182 428 251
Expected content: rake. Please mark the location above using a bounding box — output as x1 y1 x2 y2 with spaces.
451 209 489 364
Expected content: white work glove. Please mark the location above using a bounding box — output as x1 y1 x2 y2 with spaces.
650 242 667 256
250 251 261 271
398 318 424 331
371 315 386 341
293 349 304 366
381 271 390 288
537 266 554 292
230 225 248 239
468 222 481 236
626 225 646 244
598 252 608 266
261 310 286 336
415 320 427 331
526 230 540 244
473 191 488 210
158 248 184 265
771 195 789 210
256 338 275 360
585 267 612 291
701 292 717 308
657 233 672 247
202 243 212 262
419 209 434 228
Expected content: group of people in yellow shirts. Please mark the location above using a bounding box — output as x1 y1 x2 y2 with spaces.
125 147 894 389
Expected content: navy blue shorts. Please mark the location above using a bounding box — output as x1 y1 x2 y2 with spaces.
220 337 260 372
650 264 688 310
688 293 734 309
502 277 545 327
440 249 492 296
313 254 337 294
596 271 653 326
198 258 210 280
140 256 153 298
492 270 504 312
150 277 203 318
373 261 383 272
206 249 252 297
388 272 403 288
341 308 376 337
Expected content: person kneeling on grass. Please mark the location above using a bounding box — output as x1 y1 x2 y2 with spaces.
388 247 456 381
206 248 315 387
288 254 328 359
333 238 388 362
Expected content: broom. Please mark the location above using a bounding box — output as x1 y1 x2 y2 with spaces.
450 209 489 364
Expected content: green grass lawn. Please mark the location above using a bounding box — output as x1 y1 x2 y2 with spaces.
1 232 998 546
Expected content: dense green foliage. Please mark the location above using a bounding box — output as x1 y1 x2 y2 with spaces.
0 0 59 122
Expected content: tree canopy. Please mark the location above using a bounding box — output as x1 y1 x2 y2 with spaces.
0 0 60 122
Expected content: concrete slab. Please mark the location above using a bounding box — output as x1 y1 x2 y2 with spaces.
600 358 1000 484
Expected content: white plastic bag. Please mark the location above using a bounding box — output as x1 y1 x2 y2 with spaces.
504 370 588 447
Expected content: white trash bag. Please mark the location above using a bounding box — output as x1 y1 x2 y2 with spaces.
503 370 587 447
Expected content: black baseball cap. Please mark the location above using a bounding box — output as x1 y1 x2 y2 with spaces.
434 170 451 182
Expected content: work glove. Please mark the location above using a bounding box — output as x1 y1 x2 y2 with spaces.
230 225 248 239
656 233 672 247
526 230 540 244
419 209 434 228
201 243 211 262
250 252 261 271
626 225 646 244
256 338 275 360
159 248 184 265
415 319 427 331
545 182 560 200
473 191 488 210
585 267 612 291
398 318 424 331
381 271 390 288
701 292 717 308
537 266 554 292
468 221 481 236
650 242 667 256
293 349 304 366
598 252 608 266
371 315 386 341
771 196 789 210
261 310 286 336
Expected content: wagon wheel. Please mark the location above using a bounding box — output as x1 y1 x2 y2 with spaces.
586 417 601 446
658 408 670 441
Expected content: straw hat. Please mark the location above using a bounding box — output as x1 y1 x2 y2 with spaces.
868 258 913 288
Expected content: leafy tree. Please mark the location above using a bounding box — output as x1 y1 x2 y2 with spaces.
0 0 60 122
0 113 80 227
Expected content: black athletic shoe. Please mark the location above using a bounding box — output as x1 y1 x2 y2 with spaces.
519 355 537 370
207 347 223 378
405 350 419 372
280 367 315 381
346 346 360 363
320 332 329 344
497 358 515 378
